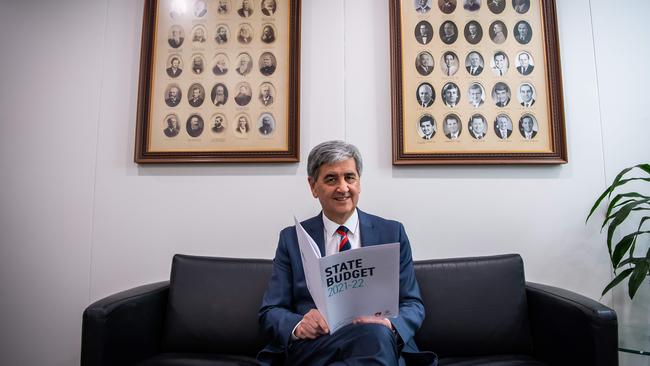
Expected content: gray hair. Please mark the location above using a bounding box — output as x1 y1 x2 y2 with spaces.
307 140 363 181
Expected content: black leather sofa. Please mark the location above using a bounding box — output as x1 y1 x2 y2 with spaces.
81 254 618 366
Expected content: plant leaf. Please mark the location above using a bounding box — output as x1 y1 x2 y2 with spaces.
637 163 650 175
611 231 650 267
606 200 650 254
602 268 634 297
602 194 650 229
617 257 644 268
587 174 650 222
628 261 650 299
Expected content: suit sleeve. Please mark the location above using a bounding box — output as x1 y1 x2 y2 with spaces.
390 223 425 346
258 227 303 348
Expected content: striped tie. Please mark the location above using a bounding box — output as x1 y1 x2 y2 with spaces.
337 226 351 252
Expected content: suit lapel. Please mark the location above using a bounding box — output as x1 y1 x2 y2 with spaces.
358 209 379 247
302 213 326 257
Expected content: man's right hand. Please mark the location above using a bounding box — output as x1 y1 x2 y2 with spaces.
294 309 329 339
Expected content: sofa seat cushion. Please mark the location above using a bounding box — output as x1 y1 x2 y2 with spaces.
137 353 260 366
439 354 548 366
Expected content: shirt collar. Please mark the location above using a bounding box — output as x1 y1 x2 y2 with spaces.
323 209 359 238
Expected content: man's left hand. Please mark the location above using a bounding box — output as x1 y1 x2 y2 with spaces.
352 316 393 331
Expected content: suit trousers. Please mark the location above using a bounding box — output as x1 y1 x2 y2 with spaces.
286 323 400 366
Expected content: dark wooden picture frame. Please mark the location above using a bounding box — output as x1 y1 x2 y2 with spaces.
390 0 566 165
135 0 301 163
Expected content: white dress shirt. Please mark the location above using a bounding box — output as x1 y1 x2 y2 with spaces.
322 210 360 256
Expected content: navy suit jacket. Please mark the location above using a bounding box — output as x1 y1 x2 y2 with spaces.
258 209 429 364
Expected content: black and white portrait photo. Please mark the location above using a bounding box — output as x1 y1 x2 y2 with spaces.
235 52 253 76
415 51 435 76
414 0 432 14
518 83 536 107
519 114 539 139
234 82 252 106
186 114 205 137
512 0 530 14
416 82 435 108
217 0 230 14
238 0 254 17
463 0 480 12
442 82 460 108
168 25 185 48
494 114 513 139
215 24 229 44
261 24 276 44
516 51 534 75
487 0 506 13
439 21 458 44
259 82 275 106
211 83 229 106
194 0 208 17
259 52 277 76
465 51 484 76
514 21 532 44
489 20 507 44
438 0 457 14
191 25 207 45
492 82 511 107
261 0 277 16
414 21 433 45
443 114 462 139
211 113 227 134
163 114 180 138
417 114 436 140
468 114 488 139
166 55 183 78
464 21 482 45
491 51 509 76
234 114 250 137
467 83 485 108
187 83 205 107
440 51 459 76
237 23 253 44
191 54 205 75
164 84 182 107
212 53 229 75
258 113 275 135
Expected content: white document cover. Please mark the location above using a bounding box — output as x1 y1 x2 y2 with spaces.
294 217 400 333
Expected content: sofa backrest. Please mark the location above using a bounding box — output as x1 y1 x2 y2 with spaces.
413 254 532 357
162 254 272 357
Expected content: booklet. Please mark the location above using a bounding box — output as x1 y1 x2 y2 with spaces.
294 216 400 333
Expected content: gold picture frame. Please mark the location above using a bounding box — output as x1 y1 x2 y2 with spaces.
390 0 567 164
135 0 301 163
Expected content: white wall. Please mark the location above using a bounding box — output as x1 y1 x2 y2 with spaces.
0 0 648 365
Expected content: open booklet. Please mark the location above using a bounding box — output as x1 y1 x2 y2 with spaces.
294 216 400 333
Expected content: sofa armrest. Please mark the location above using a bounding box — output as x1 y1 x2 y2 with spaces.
525 282 618 366
81 281 169 366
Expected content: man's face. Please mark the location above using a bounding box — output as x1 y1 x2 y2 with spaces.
443 23 454 36
190 117 199 130
193 58 201 67
239 86 248 95
446 118 459 133
518 23 528 37
238 117 247 129
262 116 271 126
171 58 180 68
469 53 480 67
419 24 427 36
493 23 503 33
215 86 225 100
520 85 533 102
167 117 177 128
497 117 508 130
445 87 459 104
519 54 530 67
172 30 179 39
240 56 250 68
219 0 228 8
196 29 204 38
444 54 454 67
420 54 433 67
242 0 250 10
471 118 485 134
418 86 432 102
522 117 533 132
263 27 272 37
214 116 223 127
169 87 179 98
262 55 272 67
240 27 250 38
418 0 427 6
262 86 271 97
263 0 274 11
494 55 505 69
496 89 508 103
468 24 477 36
469 87 482 104
420 120 434 136
218 27 227 38
192 88 200 98
217 57 226 68
308 158 361 224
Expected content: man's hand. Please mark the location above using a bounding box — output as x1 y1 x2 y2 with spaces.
294 309 330 339
352 315 393 331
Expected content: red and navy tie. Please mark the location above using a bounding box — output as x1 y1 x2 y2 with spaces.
337 226 351 252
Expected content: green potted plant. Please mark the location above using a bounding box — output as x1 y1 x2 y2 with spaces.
587 163 650 299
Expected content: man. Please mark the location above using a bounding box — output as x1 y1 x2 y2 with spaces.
490 21 507 44
440 21 457 44
516 52 534 75
465 21 481 44
492 51 508 76
186 115 204 137
238 25 252 44
493 83 510 107
191 57 204 74
416 52 434 76
520 115 537 139
415 0 431 13
261 25 275 43
215 26 228 44
259 114 274 135
194 0 207 17
212 54 228 75
415 21 432 45
234 84 252 106
438 0 456 13
259 84 274 106
168 28 184 48
261 0 277 15
166 57 182 78
464 0 480 11
236 53 252 76
258 141 435 366
165 85 181 107
188 85 204 107
238 0 253 17
217 0 229 14
260 53 276 76
234 115 249 136
487 0 505 13
519 83 535 107
513 0 530 13
212 115 226 133
163 114 180 137
468 83 484 107
416 83 434 108
494 114 512 139
442 83 460 108
193 27 206 43
441 51 458 76
212 83 228 106
444 115 461 139
419 115 436 139
465 52 483 76
515 21 531 44
468 115 487 139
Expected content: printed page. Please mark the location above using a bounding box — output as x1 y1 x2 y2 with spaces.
294 217 328 318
